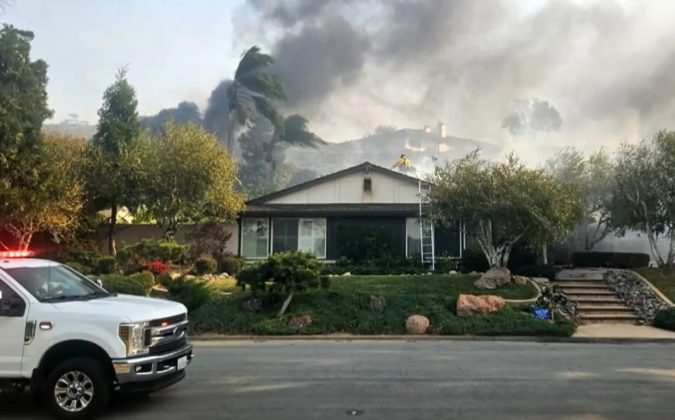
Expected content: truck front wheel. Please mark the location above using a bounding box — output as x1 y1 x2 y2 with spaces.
43 357 112 419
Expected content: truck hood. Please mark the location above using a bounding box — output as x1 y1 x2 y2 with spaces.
52 294 187 322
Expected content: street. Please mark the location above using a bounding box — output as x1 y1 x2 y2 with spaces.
2 340 675 419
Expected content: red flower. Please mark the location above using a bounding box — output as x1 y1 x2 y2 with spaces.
146 260 166 276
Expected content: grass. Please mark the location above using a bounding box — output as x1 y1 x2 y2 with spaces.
188 274 575 337
634 268 675 302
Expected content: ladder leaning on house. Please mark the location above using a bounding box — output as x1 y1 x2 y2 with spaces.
418 179 435 271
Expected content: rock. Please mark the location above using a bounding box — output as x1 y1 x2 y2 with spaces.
531 277 550 286
512 275 529 285
342 272 351 277
289 315 313 329
448 270 458 275
405 315 430 334
474 267 512 289
241 297 263 313
456 294 506 317
370 295 386 313
605 270 670 322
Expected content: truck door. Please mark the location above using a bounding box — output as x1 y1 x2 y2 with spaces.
0 277 28 377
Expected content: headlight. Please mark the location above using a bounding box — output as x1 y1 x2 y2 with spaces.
119 322 151 357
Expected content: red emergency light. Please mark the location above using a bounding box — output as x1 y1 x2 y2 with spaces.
0 250 35 258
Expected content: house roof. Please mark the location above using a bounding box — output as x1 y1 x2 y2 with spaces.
247 161 424 204
243 203 420 217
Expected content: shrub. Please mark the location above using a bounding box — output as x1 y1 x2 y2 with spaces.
217 255 245 275
434 256 459 273
512 264 559 280
65 261 92 275
572 252 650 269
117 239 189 265
100 271 154 296
168 276 211 311
654 308 675 331
507 244 538 271
459 243 490 273
320 275 331 290
121 261 145 275
96 256 118 274
335 225 398 263
194 258 217 275
145 260 167 276
156 272 174 288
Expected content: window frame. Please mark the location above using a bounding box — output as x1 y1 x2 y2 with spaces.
240 217 270 259
298 218 327 259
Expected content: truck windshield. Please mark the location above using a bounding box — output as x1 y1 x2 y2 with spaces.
3 265 111 303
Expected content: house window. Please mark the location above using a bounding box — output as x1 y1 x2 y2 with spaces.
406 218 421 258
363 177 372 192
272 218 299 253
241 218 269 259
298 218 327 259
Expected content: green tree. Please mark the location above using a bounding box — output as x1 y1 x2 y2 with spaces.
87 68 142 255
226 46 285 152
2 133 85 250
141 122 244 240
611 131 675 266
0 25 54 249
547 147 615 250
427 151 582 267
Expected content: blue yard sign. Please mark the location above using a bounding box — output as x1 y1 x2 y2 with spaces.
533 307 551 320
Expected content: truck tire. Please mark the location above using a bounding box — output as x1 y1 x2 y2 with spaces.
42 357 112 420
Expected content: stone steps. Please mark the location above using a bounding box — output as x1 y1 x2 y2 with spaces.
555 276 638 324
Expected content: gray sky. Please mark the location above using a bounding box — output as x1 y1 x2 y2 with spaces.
5 0 675 163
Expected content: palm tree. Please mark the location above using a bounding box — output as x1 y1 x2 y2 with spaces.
226 46 285 152
264 114 326 172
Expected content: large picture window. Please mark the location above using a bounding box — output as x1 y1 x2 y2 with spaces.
298 218 327 259
241 218 269 259
272 218 299 253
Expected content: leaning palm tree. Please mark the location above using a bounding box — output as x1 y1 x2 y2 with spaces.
264 114 326 173
226 46 285 152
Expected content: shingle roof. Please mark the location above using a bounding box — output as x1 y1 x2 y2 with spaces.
243 203 420 217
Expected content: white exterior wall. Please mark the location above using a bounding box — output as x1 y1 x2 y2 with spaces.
264 170 420 204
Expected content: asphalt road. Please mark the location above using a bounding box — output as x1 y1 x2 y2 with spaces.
3 340 675 419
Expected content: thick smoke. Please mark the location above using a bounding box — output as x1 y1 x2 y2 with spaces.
237 0 675 161
140 101 201 132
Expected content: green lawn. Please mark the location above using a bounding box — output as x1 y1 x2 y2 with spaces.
188 274 575 337
635 268 675 302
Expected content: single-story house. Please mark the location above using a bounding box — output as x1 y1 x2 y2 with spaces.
237 162 466 264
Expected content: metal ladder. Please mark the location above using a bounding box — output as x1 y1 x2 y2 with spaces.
418 180 435 271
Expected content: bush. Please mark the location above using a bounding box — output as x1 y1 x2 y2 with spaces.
117 239 189 265
100 271 155 296
156 272 174 288
217 255 245 275
434 256 459 273
168 276 211 311
145 260 167 276
572 252 650 269
237 251 324 294
654 308 675 331
65 261 92 275
121 261 145 275
507 244 538 271
194 258 217 275
323 256 427 276
512 264 559 280
459 243 490 273
96 256 118 274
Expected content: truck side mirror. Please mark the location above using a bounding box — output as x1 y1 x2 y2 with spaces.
0 294 25 317
96 279 103 288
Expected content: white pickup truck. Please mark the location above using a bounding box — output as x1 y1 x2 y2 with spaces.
0 254 194 419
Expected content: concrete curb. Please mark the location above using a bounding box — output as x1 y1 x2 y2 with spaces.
192 334 675 345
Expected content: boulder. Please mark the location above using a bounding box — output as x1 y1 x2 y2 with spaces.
405 315 430 335
512 275 529 286
289 315 313 329
456 294 506 317
241 297 263 313
370 295 386 313
342 272 352 277
474 267 511 289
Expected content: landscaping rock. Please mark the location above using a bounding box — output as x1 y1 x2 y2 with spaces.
512 275 529 285
370 295 386 313
342 272 351 277
241 297 263 313
605 270 669 323
474 267 511 289
289 315 313 329
448 270 458 275
405 315 430 334
456 294 506 317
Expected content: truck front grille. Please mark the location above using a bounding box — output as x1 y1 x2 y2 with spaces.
147 313 189 355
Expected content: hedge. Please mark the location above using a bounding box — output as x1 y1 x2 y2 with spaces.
572 252 650 269
654 308 675 332
100 271 155 296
